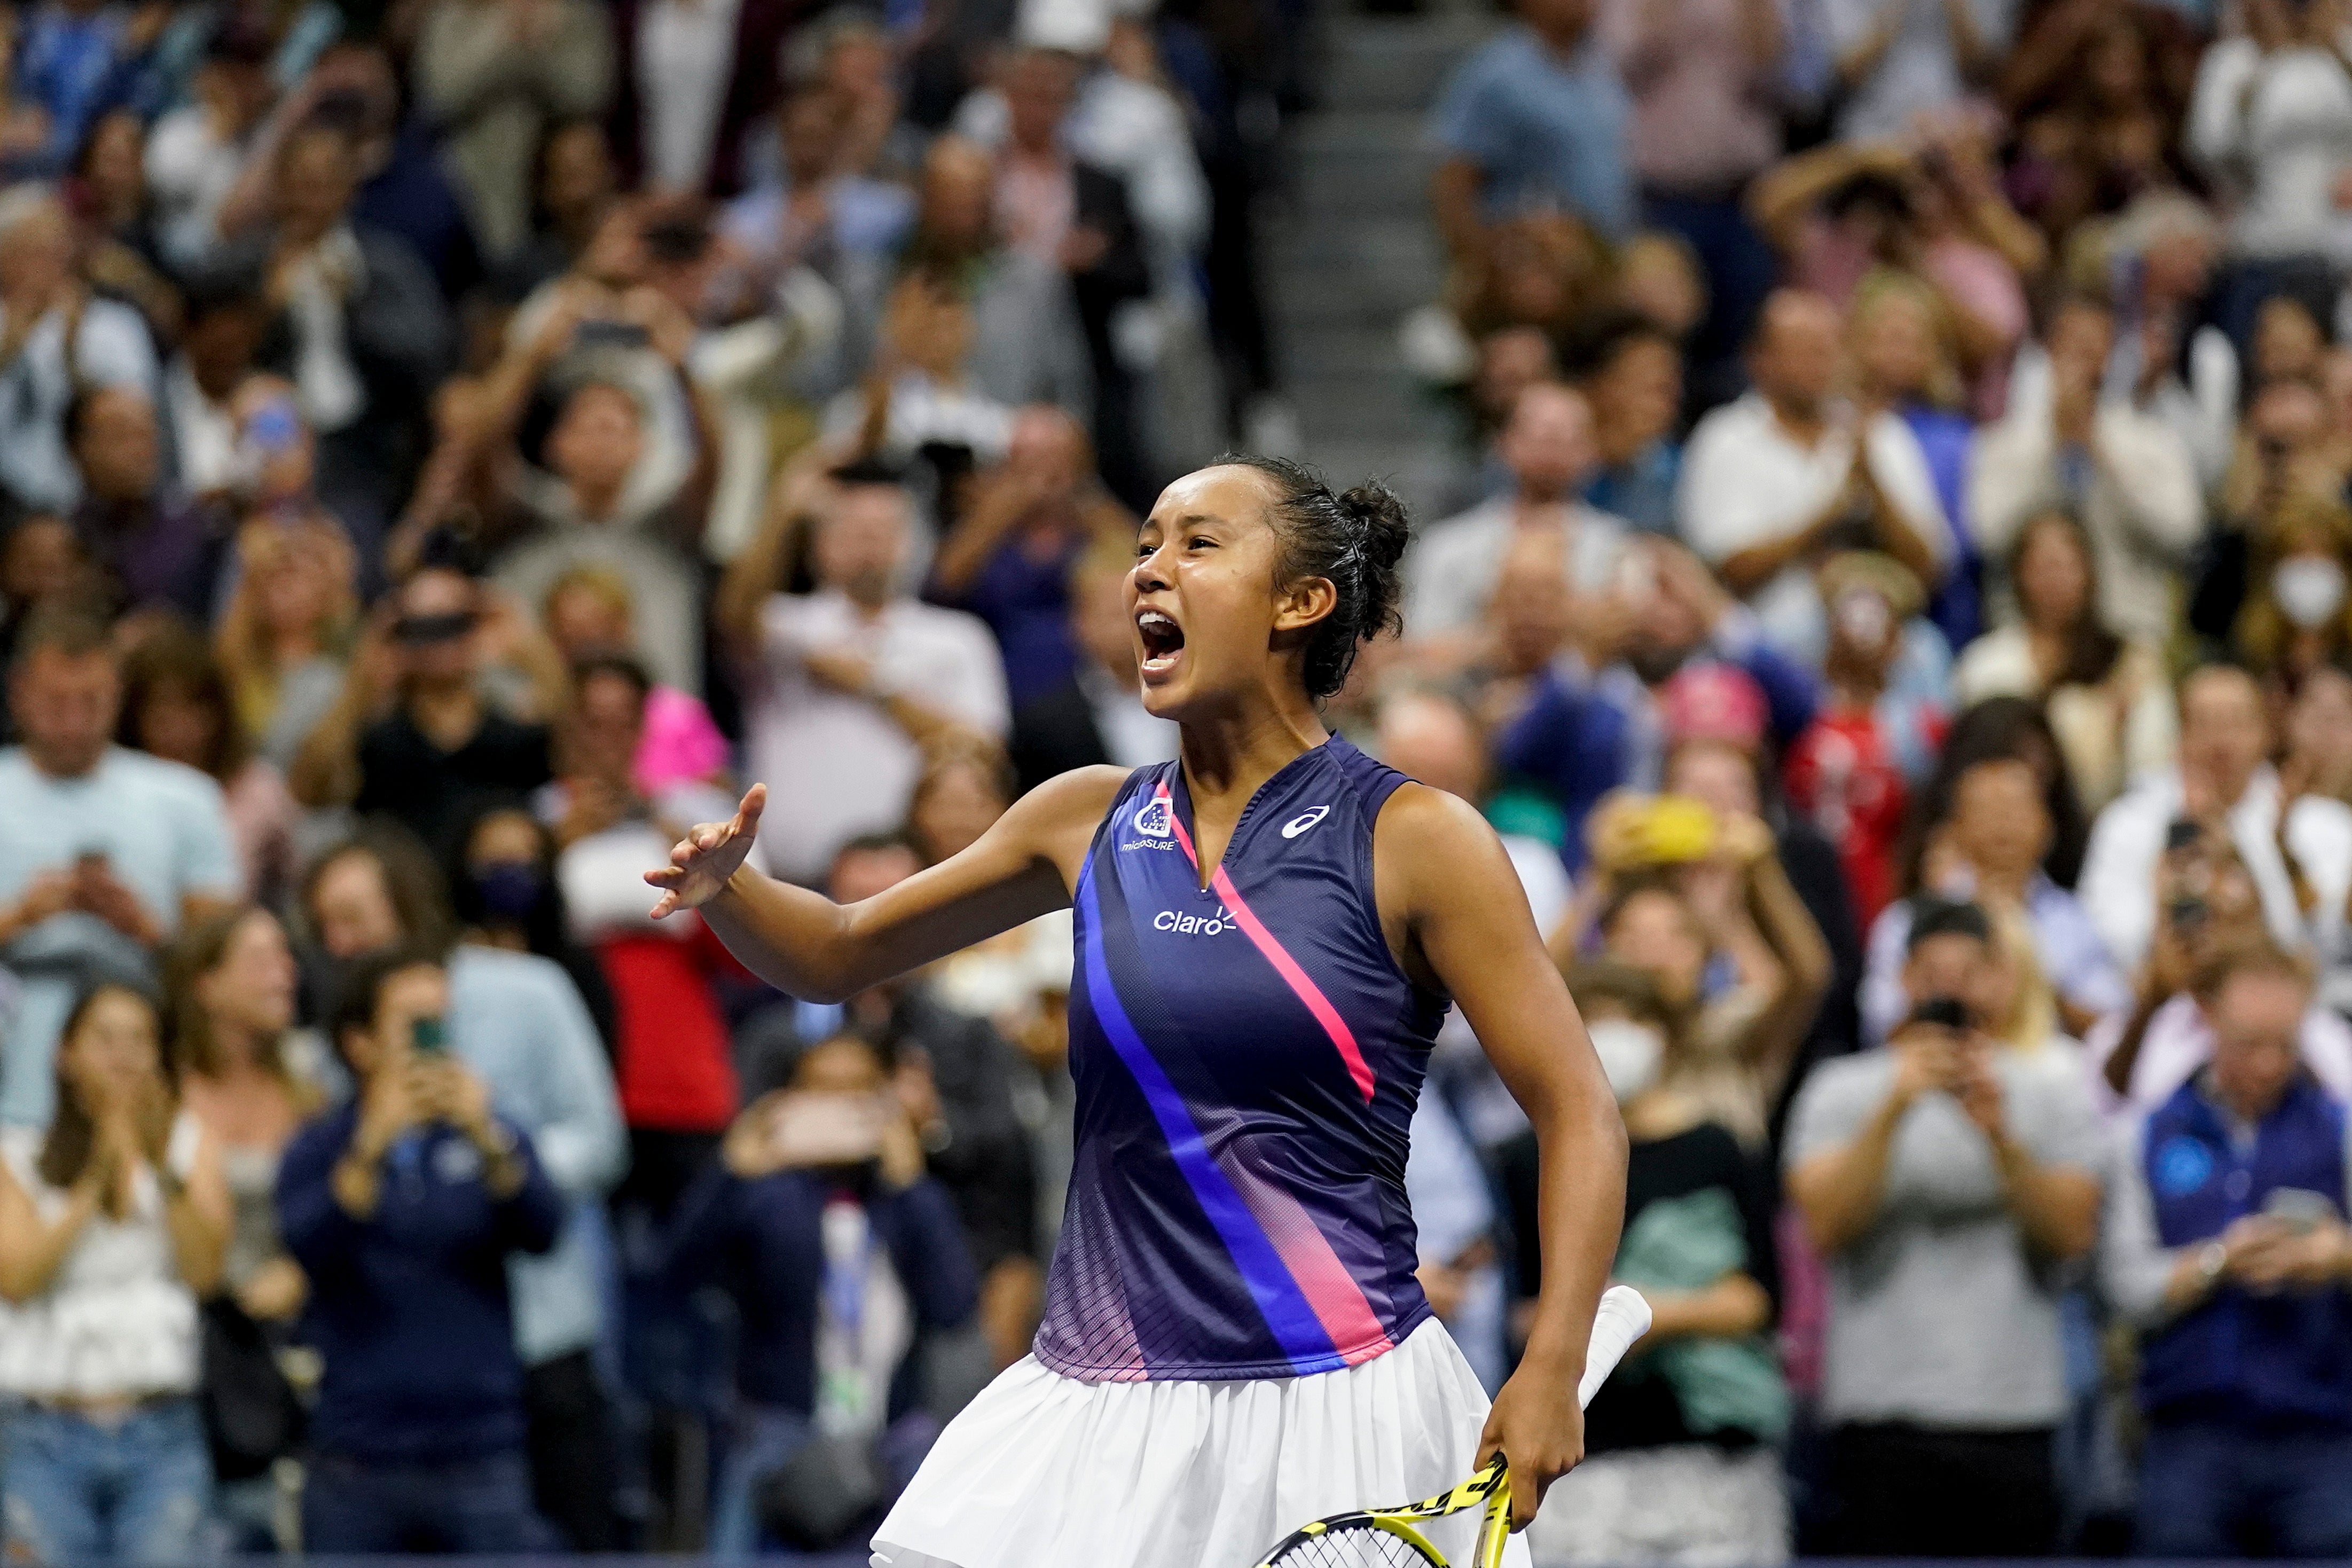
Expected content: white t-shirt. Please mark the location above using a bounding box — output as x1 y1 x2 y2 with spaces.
1676 393 1951 665
1401 496 1627 640
747 591 1010 882
637 0 743 192
0 1114 205 1400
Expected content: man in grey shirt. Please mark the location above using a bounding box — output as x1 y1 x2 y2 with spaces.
1785 898 2103 1556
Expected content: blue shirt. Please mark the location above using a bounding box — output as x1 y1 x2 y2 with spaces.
0 748 240 1126
14 4 147 174
1901 403 1981 649
1039 738 1444 1380
1584 443 1681 536
667 1165 977 1413
1428 25 1634 241
446 945 627 1366
278 1104 563 1464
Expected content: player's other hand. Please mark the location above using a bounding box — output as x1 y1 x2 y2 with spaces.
1476 1358 1586 1530
647 785 766 918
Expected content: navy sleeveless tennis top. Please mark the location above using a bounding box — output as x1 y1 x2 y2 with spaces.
1034 735 1447 1382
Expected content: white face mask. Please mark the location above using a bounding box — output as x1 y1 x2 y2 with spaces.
2275 556 2347 630
1587 1017 1665 1106
1833 589 1892 654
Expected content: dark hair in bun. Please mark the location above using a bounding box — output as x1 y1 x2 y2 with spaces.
1216 454 1411 699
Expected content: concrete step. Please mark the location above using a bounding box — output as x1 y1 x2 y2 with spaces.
1281 111 1433 217
1318 15 1494 114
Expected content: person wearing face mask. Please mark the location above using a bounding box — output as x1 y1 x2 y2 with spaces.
1785 897 2103 1557
2236 500 2352 686
1502 962 1790 1566
1782 553 1951 924
452 802 617 1063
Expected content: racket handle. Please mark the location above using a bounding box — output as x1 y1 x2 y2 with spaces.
1575 1285 1652 1409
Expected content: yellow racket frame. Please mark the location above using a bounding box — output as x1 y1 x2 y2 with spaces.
1248 1454 1515 1568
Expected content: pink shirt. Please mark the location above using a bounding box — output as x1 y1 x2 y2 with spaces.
1602 0 1780 193
634 685 730 796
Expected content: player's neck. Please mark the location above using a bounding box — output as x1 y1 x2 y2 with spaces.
1176 696 1329 819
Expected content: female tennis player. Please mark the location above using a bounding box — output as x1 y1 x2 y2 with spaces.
647 457 1627 1568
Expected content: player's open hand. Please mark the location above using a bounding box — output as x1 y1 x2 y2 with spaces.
1477 1357 1586 1530
647 785 767 918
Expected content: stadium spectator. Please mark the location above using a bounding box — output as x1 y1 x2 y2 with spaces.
291 565 562 853
410 0 613 263
1569 796 1830 1150
539 565 728 796
1954 507 2177 811
1569 310 1683 535
296 828 625 1548
0 606 240 1127
1514 960 1790 1565
1846 271 1979 646
1862 755 2128 1049
668 1030 978 1556
2286 661 2352 810
1007 535 1178 794
2089 824 2352 1123
2102 939 2352 1558
1402 381 1627 668
1429 0 1632 254
280 946 563 1552
0 980 229 1565
1779 552 1949 924
929 406 1132 705
212 513 356 772
66 386 221 624
450 799 617 1059
543 654 739 1218
1786 897 2102 1557
1494 536 1821 868
2080 662 2352 972
1677 289 1948 665
0 185 159 515
607 0 794 199
163 905 325 1539
1970 293 2204 649
2185 0 2352 345
720 460 1009 884
122 625 299 907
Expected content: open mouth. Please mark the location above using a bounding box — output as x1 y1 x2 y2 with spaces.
1135 607 1185 676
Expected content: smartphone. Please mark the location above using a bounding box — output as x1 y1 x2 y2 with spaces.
575 318 651 350
1906 995 1973 1033
2264 1187 2337 1235
410 1016 448 1056
765 1091 885 1169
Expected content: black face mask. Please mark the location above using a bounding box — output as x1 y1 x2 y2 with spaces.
469 863 545 922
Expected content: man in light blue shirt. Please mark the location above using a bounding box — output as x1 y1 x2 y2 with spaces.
1428 0 1633 251
0 606 241 1125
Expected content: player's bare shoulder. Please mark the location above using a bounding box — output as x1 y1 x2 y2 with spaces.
1000 763 1142 888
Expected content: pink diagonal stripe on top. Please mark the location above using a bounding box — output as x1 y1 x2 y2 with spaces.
1212 1129 1395 1365
1157 783 1378 1103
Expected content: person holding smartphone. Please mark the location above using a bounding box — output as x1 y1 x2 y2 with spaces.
1785 897 2103 1556
275 946 564 1552
2101 937 2352 1557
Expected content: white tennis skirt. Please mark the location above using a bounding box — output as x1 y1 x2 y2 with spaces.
870 1316 1534 1568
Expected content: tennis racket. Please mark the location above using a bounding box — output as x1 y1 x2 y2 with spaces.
1246 1285 1653 1568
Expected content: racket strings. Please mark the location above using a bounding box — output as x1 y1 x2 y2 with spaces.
1264 1524 1444 1567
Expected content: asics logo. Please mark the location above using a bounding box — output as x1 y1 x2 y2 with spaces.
1281 805 1330 839
1155 907 1233 936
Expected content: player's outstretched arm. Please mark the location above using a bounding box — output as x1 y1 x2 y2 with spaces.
1378 783 1628 1531
647 766 1129 1002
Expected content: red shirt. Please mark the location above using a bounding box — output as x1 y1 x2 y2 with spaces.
597 921 742 1134
1783 710 1910 926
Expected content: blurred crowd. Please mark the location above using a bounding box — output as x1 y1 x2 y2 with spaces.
11 0 2352 1560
